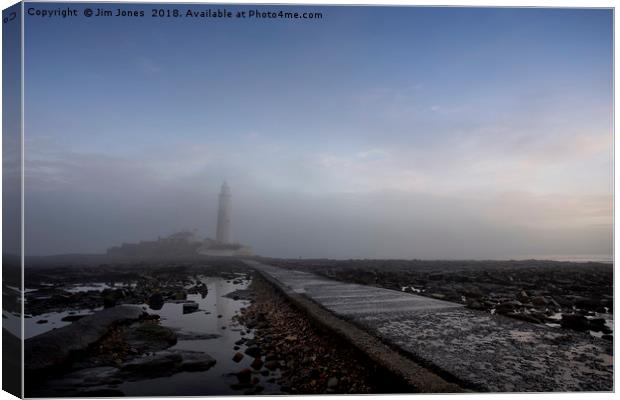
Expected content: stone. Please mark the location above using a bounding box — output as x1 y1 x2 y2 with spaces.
180 351 216 372
173 291 187 301
236 368 253 384
25 306 144 373
148 293 164 310
120 352 183 380
264 360 280 370
232 352 244 363
465 299 484 310
182 302 199 314
516 291 529 303
245 346 261 358
251 358 263 370
495 300 522 314
506 312 541 324
327 377 339 388
531 296 548 307
560 314 590 332
124 322 177 352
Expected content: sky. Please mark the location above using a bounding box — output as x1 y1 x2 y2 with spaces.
22 4 613 259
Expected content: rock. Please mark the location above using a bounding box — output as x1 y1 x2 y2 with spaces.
25 306 144 373
180 351 216 372
589 318 607 327
251 358 263 370
327 377 339 389
516 290 529 303
547 298 561 310
465 299 484 310
182 302 199 314
173 291 187 301
531 296 548 307
575 297 601 310
120 352 183 380
58 366 120 387
36 320 48 324
264 360 280 370
236 368 253 384
148 293 164 310
102 294 118 308
124 322 177 352
602 334 613 341
232 352 244 363
245 346 261 358
120 350 216 379
561 314 590 332
495 300 522 314
506 312 541 324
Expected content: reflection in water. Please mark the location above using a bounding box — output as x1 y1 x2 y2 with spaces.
120 275 280 396
27 275 281 396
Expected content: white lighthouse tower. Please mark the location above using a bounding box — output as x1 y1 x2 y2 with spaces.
216 182 232 244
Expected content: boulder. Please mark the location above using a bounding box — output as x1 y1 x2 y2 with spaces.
124 322 177 352
148 293 164 310
180 351 216 372
25 306 144 373
245 346 261 358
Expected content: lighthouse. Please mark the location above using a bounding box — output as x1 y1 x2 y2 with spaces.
216 182 232 244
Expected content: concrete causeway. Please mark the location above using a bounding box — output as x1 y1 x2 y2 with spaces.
246 260 613 392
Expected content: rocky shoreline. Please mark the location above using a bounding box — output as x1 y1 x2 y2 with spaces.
234 274 411 394
20 257 613 395
23 261 410 396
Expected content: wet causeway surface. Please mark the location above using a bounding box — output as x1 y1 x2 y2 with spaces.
248 260 613 392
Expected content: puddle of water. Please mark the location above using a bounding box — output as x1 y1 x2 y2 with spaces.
120 276 281 396
25 308 102 339
28 275 281 396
